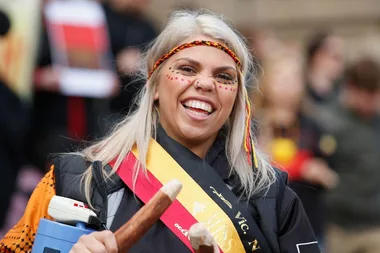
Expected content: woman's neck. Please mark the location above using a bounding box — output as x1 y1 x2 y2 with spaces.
189 137 217 158
159 125 217 159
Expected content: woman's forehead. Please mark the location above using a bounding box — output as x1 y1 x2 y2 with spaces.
180 35 222 45
169 45 237 69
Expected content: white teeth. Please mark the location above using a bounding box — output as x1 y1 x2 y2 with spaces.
196 101 201 110
190 110 208 117
183 100 213 113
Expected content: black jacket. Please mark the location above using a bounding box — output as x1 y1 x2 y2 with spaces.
53 128 319 253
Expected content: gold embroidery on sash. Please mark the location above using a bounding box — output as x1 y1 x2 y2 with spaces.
199 213 237 252
193 202 206 216
249 239 261 252
235 211 250 234
210 186 233 209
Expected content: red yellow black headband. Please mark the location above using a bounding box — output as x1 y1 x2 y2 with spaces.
148 40 258 169
148 40 242 79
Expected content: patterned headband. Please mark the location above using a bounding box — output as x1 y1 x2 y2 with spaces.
148 40 242 79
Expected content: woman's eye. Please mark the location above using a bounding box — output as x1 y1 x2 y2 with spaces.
216 73 234 81
179 66 196 73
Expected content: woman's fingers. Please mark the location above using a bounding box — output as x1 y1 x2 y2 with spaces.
69 230 118 253
93 230 118 253
189 223 219 253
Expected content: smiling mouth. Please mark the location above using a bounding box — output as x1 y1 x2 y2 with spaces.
182 100 215 116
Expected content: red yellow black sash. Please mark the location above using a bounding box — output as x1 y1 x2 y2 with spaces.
114 136 271 253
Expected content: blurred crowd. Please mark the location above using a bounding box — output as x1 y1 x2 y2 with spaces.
0 0 157 236
249 30 380 252
1 0 380 252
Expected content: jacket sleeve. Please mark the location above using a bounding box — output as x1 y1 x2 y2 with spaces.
0 166 56 253
278 186 321 253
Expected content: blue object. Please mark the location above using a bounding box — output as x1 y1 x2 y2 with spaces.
31 219 94 253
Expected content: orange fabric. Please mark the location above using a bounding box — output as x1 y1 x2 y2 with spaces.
0 166 56 253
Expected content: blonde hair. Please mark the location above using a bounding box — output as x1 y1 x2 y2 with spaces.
78 10 276 205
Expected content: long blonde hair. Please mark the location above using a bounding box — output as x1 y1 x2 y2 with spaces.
79 10 275 205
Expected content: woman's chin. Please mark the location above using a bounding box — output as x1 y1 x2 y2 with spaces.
178 126 216 145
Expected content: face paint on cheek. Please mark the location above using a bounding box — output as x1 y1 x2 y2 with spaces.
177 76 193 85
166 67 176 80
217 80 238 92
166 66 178 81
166 74 174 81
166 67 193 85
166 74 192 84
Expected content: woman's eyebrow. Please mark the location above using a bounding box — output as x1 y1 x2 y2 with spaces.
174 57 201 67
214 66 237 73
174 57 236 72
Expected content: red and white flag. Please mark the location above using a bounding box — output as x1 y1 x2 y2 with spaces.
44 0 117 98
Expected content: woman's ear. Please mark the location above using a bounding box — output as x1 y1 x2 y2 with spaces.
154 88 159 100
148 79 159 101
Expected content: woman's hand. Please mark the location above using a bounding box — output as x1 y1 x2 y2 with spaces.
69 230 118 253
189 223 220 253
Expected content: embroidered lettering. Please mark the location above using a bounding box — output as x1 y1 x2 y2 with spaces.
202 213 224 231
222 230 235 251
235 211 250 234
213 227 235 252
193 202 206 216
202 214 232 251
240 224 249 234
223 238 235 252
210 223 228 238
248 239 260 252
174 223 190 239
210 186 232 209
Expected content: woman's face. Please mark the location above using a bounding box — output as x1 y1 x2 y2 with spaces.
154 36 239 151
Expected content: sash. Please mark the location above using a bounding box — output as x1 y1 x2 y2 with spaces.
114 138 271 253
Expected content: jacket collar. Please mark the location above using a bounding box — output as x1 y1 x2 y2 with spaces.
156 125 233 183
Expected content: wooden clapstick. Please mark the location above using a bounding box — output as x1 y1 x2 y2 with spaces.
114 179 182 253
189 223 219 253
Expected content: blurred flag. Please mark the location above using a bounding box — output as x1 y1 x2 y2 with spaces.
44 0 117 98
0 0 42 101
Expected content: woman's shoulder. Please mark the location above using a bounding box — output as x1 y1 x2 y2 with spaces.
273 167 289 187
271 168 302 217
251 167 305 229
51 154 91 197
52 153 90 175
252 168 288 199
252 168 318 251
51 154 122 198
271 168 317 238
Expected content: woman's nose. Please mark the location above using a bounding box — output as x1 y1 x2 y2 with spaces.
194 76 215 91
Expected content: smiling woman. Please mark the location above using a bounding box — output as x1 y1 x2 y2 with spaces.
155 40 240 158
1 10 320 253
